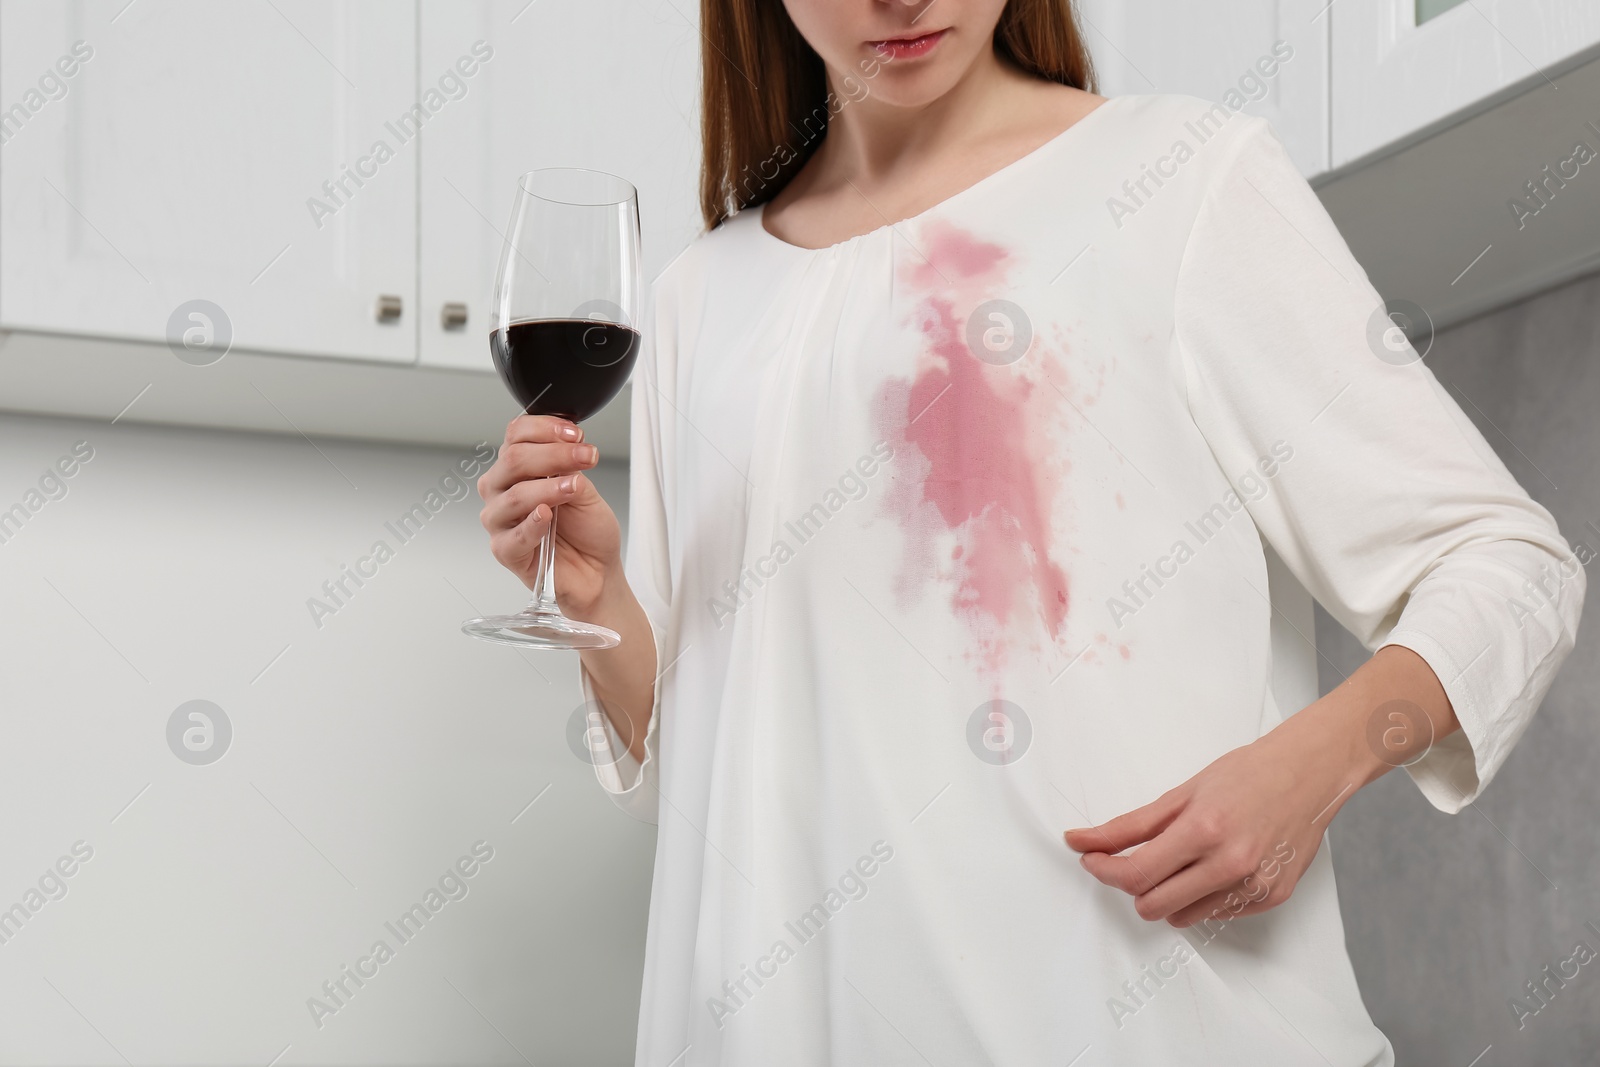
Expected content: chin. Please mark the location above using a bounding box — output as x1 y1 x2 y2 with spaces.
861 65 966 110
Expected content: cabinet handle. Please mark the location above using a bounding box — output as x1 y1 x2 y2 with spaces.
441 302 468 330
375 294 403 323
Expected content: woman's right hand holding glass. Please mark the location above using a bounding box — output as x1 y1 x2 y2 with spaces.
477 414 620 616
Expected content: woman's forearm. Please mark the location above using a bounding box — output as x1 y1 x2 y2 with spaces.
1066 643 1463 927
574 565 658 766
1304 643 1461 797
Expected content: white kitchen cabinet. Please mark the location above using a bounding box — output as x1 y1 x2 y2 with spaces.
417 0 703 371
1331 0 1600 167
0 0 418 363
1078 0 1330 177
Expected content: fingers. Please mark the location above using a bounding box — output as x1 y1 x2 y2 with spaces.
1164 867 1283 929
481 472 586 534
1082 819 1308 924
1128 855 1241 922
488 503 551 577
488 487 566 575
1063 787 1186 858
478 428 599 498
1081 839 1276 923
1078 823 1205 898
505 414 583 446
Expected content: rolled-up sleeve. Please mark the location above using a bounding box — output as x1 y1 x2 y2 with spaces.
1172 116 1586 813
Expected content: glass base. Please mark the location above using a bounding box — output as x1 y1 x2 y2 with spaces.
461 608 620 650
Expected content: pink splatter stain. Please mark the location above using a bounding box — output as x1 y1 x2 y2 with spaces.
872 220 1072 677
904 222 1008 290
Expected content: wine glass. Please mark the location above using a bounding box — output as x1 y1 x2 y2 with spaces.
461 168 641 650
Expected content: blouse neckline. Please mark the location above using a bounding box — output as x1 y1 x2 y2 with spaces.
754 93 1124 254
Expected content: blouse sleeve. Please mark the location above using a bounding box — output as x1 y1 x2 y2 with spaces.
1171 115 1585 814
575 277 676 825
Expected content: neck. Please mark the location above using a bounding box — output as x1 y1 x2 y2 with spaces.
817 46 1025 182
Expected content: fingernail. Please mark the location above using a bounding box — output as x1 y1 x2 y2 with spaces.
1079 854 1089 869
579 444 598 464
559 475 577 493
559 424 580 441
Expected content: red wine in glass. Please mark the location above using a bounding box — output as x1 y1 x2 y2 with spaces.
462 169 641 651
490 319 640 422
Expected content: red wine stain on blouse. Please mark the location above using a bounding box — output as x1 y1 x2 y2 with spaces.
874 219 1070 674
905 222 1008 291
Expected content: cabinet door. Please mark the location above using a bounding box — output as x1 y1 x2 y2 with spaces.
417 0 703 371
1079 0 1330 177
0 0 418 363
1332 0 1600 167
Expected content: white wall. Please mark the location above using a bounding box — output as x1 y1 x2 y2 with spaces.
0 408 653 1066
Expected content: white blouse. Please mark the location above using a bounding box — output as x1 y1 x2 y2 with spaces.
578 93 1583 1066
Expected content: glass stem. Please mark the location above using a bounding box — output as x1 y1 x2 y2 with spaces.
529 500 560 615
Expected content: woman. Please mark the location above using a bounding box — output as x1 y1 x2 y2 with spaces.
477 1 1584 1063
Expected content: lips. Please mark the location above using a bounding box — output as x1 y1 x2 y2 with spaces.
869 28 948 60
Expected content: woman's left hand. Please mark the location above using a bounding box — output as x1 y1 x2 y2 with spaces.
1063 645 1455 928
